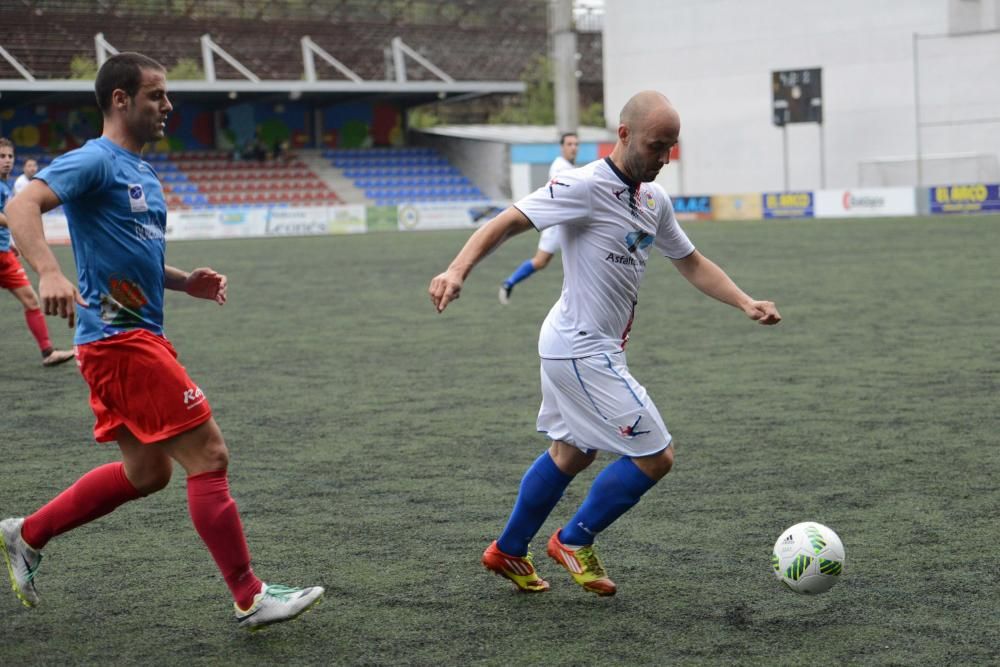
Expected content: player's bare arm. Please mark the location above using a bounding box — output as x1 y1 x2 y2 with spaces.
670 250 781 325
429 206 534 313
165 265 227 305
5 179 85 327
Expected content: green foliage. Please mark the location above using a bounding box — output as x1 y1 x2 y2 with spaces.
167 58 204 80
69 55 98 80
490 55 555 125
490 56 606 128
580 101 606 127
2 215 998 664
407 106 442 129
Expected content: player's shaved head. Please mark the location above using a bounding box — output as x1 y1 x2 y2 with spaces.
611 91 681 183
620 91 678 133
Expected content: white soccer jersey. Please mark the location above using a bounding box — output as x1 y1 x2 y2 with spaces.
13 174 31 195
548 156 575 179
514 157 695 359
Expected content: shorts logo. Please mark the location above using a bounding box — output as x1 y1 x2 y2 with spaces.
183 386 205 408
618 415 651 438
128 184 148 212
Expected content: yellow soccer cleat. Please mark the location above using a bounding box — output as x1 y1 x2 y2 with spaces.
546 529 617 596
482 540 550 592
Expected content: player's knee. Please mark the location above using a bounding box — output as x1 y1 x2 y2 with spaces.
199 438 230 472
129 462 173 495
549 440 596 475
16 289 39 310
635 444 674 481
659 445 675 475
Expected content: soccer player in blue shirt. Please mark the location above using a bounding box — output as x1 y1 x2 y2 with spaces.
0 138 74 367
1 53 323 629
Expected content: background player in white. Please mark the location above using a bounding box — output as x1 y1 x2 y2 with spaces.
13 158 38 196
498 132 579 304
430 91 781 595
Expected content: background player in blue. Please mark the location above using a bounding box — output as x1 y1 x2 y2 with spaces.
430 91 781 595
0 138 74 366
2 52 323 629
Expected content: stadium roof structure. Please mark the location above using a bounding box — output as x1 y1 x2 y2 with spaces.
416 124 615 144
0 77 525 109
0 34 524 109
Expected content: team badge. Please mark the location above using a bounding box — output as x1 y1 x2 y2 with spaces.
645 191 656 210
128 184 148 212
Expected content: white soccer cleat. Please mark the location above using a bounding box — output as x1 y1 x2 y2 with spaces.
498 284 512 305
1 517 42 608
234 582 324 630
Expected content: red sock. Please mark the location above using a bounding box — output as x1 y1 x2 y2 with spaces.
21 462 141 550
186 470 262 609
24 308 53 355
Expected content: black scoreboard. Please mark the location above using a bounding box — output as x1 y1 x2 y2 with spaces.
772 68 823 126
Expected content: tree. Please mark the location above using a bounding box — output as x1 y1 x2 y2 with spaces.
489 56 555 125
69 55 98 80
168 58 204 80
489 56 603 127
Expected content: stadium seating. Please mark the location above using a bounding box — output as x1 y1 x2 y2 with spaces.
142 152 341 209
324 148 488 206
12 147 486 209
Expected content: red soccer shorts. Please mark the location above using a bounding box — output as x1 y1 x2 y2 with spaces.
76 329 213 444
0 249 30 290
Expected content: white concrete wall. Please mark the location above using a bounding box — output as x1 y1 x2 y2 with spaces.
603 0 1000 192
410 133 510 199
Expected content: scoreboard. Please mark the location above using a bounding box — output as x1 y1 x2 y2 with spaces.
772 68 823 125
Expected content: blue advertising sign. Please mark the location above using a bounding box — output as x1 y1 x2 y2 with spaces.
672 195 712 220
763 192 814 218
929 184 1000 214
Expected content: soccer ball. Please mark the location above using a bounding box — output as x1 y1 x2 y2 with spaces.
771 522 845 594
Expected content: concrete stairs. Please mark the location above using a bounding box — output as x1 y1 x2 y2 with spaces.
297 150 367 205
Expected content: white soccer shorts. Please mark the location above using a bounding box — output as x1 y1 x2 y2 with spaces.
537 353 672 458
537 226 562 255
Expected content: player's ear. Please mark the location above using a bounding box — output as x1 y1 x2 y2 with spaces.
112 88 129 110
618 123 629 144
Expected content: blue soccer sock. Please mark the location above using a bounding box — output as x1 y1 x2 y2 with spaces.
496 451 573 557
560 457 657 546
503 259 536 288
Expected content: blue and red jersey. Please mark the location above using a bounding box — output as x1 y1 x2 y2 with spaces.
0 179 12 251
36 138 168 345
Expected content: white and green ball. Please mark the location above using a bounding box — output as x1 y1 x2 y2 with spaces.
772 522 845 594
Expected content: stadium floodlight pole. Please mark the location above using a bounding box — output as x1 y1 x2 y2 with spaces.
912 32 923 187
782 124 790 192
819 121 826 188
550 0 579 136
